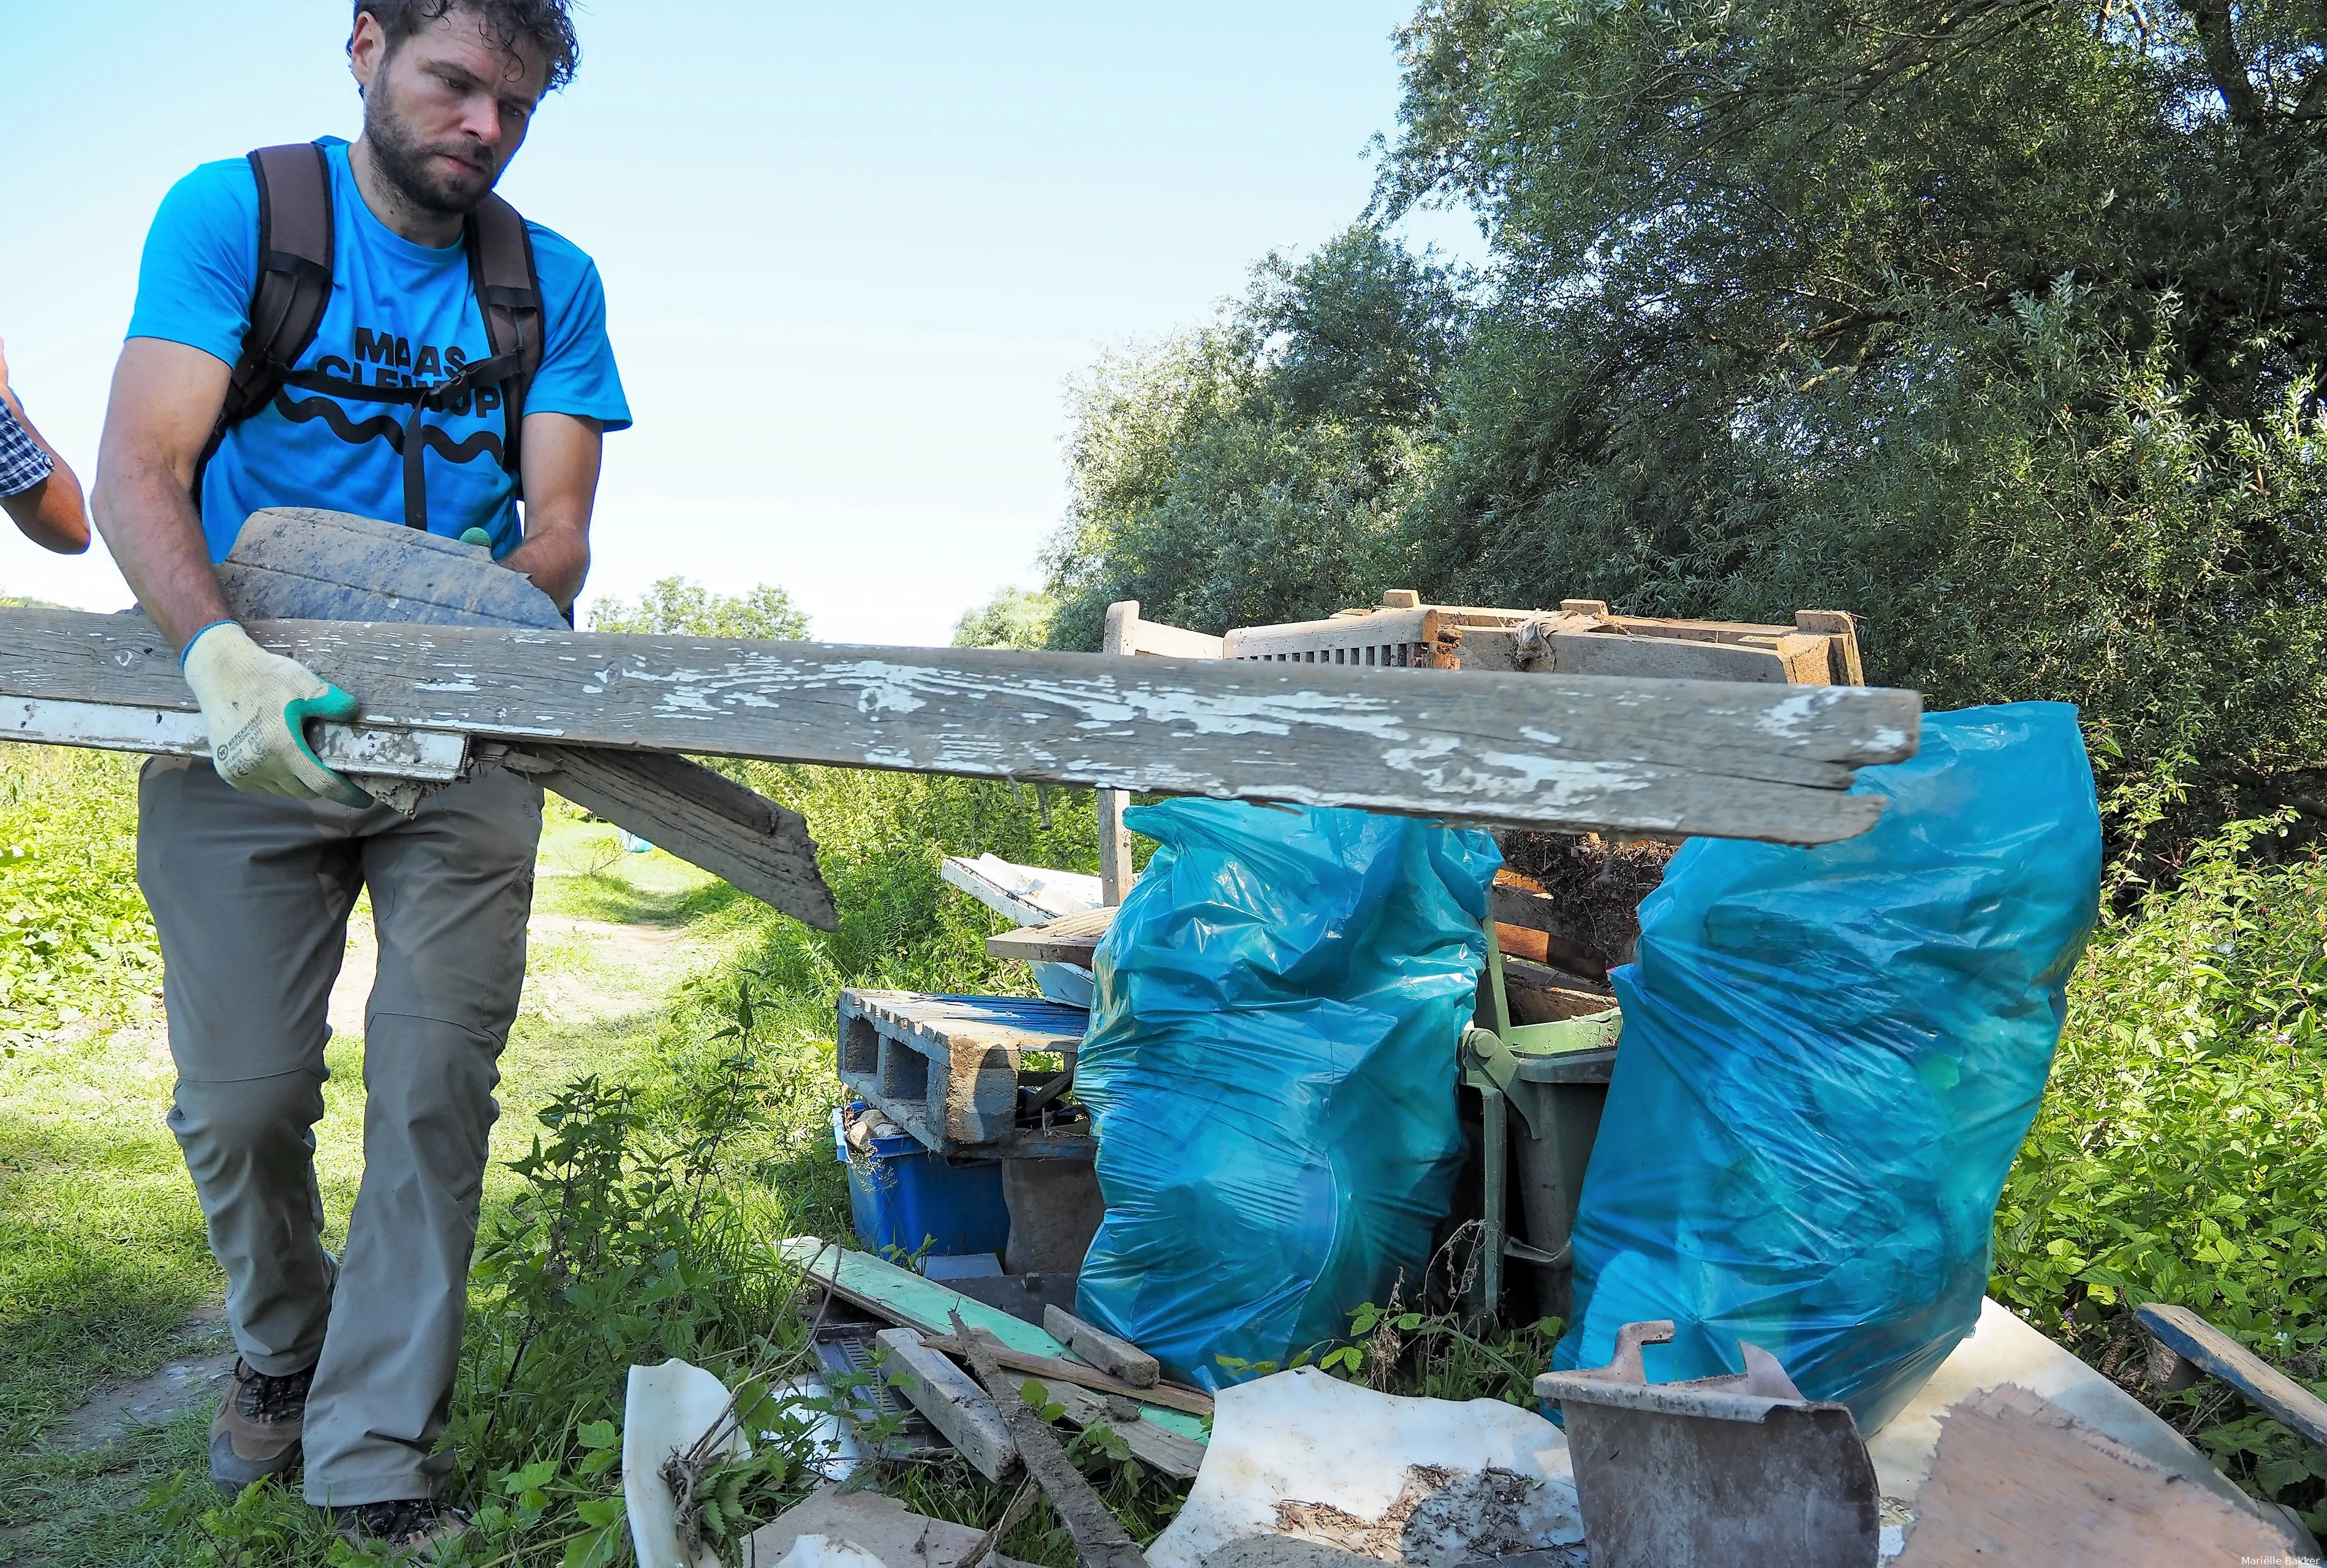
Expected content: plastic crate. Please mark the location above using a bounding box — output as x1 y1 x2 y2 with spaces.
831 1106 1010 1260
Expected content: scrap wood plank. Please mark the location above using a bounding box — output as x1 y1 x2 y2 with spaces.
985 907 1115 966
775 1238 1206 1444
1042 1305 1160 1389
1024 1376 1206 1483
876 1327 1020 1482
2137 1303 2327 1450
0 608 1923 843
914 1335 1209 1416
1894 1382 2298 1566
942 854 1103 927
501 744 836 929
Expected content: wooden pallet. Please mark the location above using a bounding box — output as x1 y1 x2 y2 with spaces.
1215 590 1865 685
837 991 1094 1159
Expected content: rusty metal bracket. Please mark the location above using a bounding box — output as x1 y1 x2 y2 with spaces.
1534 1321 1879 1568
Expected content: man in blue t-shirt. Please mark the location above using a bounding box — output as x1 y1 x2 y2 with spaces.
89 1 624 1549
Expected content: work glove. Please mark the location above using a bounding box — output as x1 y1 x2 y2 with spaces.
180 622 374 807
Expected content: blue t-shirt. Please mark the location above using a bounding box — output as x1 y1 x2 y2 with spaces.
126 138 630 560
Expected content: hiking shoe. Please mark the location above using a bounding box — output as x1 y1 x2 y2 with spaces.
339 1499 471 1556
208 1357 314 1492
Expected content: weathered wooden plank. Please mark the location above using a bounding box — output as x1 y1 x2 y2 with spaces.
940 855 1102 927
0 695 469 781
0 609 1918 842
2136 1303 2327 1450
874 1328 1020 1482
985 907 1114 967
506 745 837 929
1042 1306 1160 1389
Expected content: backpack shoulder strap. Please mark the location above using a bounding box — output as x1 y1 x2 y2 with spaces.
207 144 335 458
463 193 543 486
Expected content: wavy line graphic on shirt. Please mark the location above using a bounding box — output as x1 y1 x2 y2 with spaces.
272 390 509 467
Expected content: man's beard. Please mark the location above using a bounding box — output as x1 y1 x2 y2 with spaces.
364 86 498 217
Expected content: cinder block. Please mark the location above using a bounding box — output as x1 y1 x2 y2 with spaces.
836 991 1092 1159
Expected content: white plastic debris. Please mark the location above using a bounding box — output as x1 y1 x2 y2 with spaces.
776 1532 893 1568
1147 1366 1587 1568
624 1359 752 1568
769 1373 860 1483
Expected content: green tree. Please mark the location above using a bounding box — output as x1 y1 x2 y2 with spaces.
589 578 810 641
1048 0 2327 829
952 587 1057 650
1044 227 1461 649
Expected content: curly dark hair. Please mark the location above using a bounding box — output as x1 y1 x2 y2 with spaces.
354 0 580 94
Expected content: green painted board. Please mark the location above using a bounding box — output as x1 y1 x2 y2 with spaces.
1507 1009 1622 1057
776 1237 1207 1444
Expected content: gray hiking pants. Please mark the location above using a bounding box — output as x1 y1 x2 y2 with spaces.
138 757 542 1507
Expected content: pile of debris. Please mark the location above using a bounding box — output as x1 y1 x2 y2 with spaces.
610 595 2310 1568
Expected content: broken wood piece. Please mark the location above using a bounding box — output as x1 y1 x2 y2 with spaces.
0 607 1923 843
1493 922 1557 967
913 1336 1208 1416
2136 1303 2327 1450
874 1329 1019 1482
953 1318 1151 1568
1043 1306 1160 1389
743 1485 1040 1568
985 907 1115 967
1893 1382 2297 1566
504 744 836 929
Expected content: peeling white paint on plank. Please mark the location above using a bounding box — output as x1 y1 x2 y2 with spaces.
0 610 1922 843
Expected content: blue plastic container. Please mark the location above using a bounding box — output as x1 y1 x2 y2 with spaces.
832 1106 1011 1260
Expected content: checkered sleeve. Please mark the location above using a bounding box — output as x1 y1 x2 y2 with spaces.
0 399 54 499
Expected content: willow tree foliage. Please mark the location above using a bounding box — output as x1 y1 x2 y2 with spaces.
1048 0 2327 824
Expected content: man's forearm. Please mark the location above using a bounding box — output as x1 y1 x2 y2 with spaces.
94 340 238 652
92 459 231 650
500 526 589 612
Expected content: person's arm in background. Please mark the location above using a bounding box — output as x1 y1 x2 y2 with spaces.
0 337 92 554
499 411 602 611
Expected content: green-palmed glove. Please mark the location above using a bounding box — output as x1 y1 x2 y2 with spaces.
180 622 373 807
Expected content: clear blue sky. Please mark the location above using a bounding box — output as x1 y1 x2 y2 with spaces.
1 2 1478 643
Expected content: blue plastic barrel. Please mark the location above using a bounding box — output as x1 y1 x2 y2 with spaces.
832 1105 1010 1261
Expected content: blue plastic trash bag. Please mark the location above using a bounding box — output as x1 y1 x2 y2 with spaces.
1551 703 2101 1433
1073 800 1500 1391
